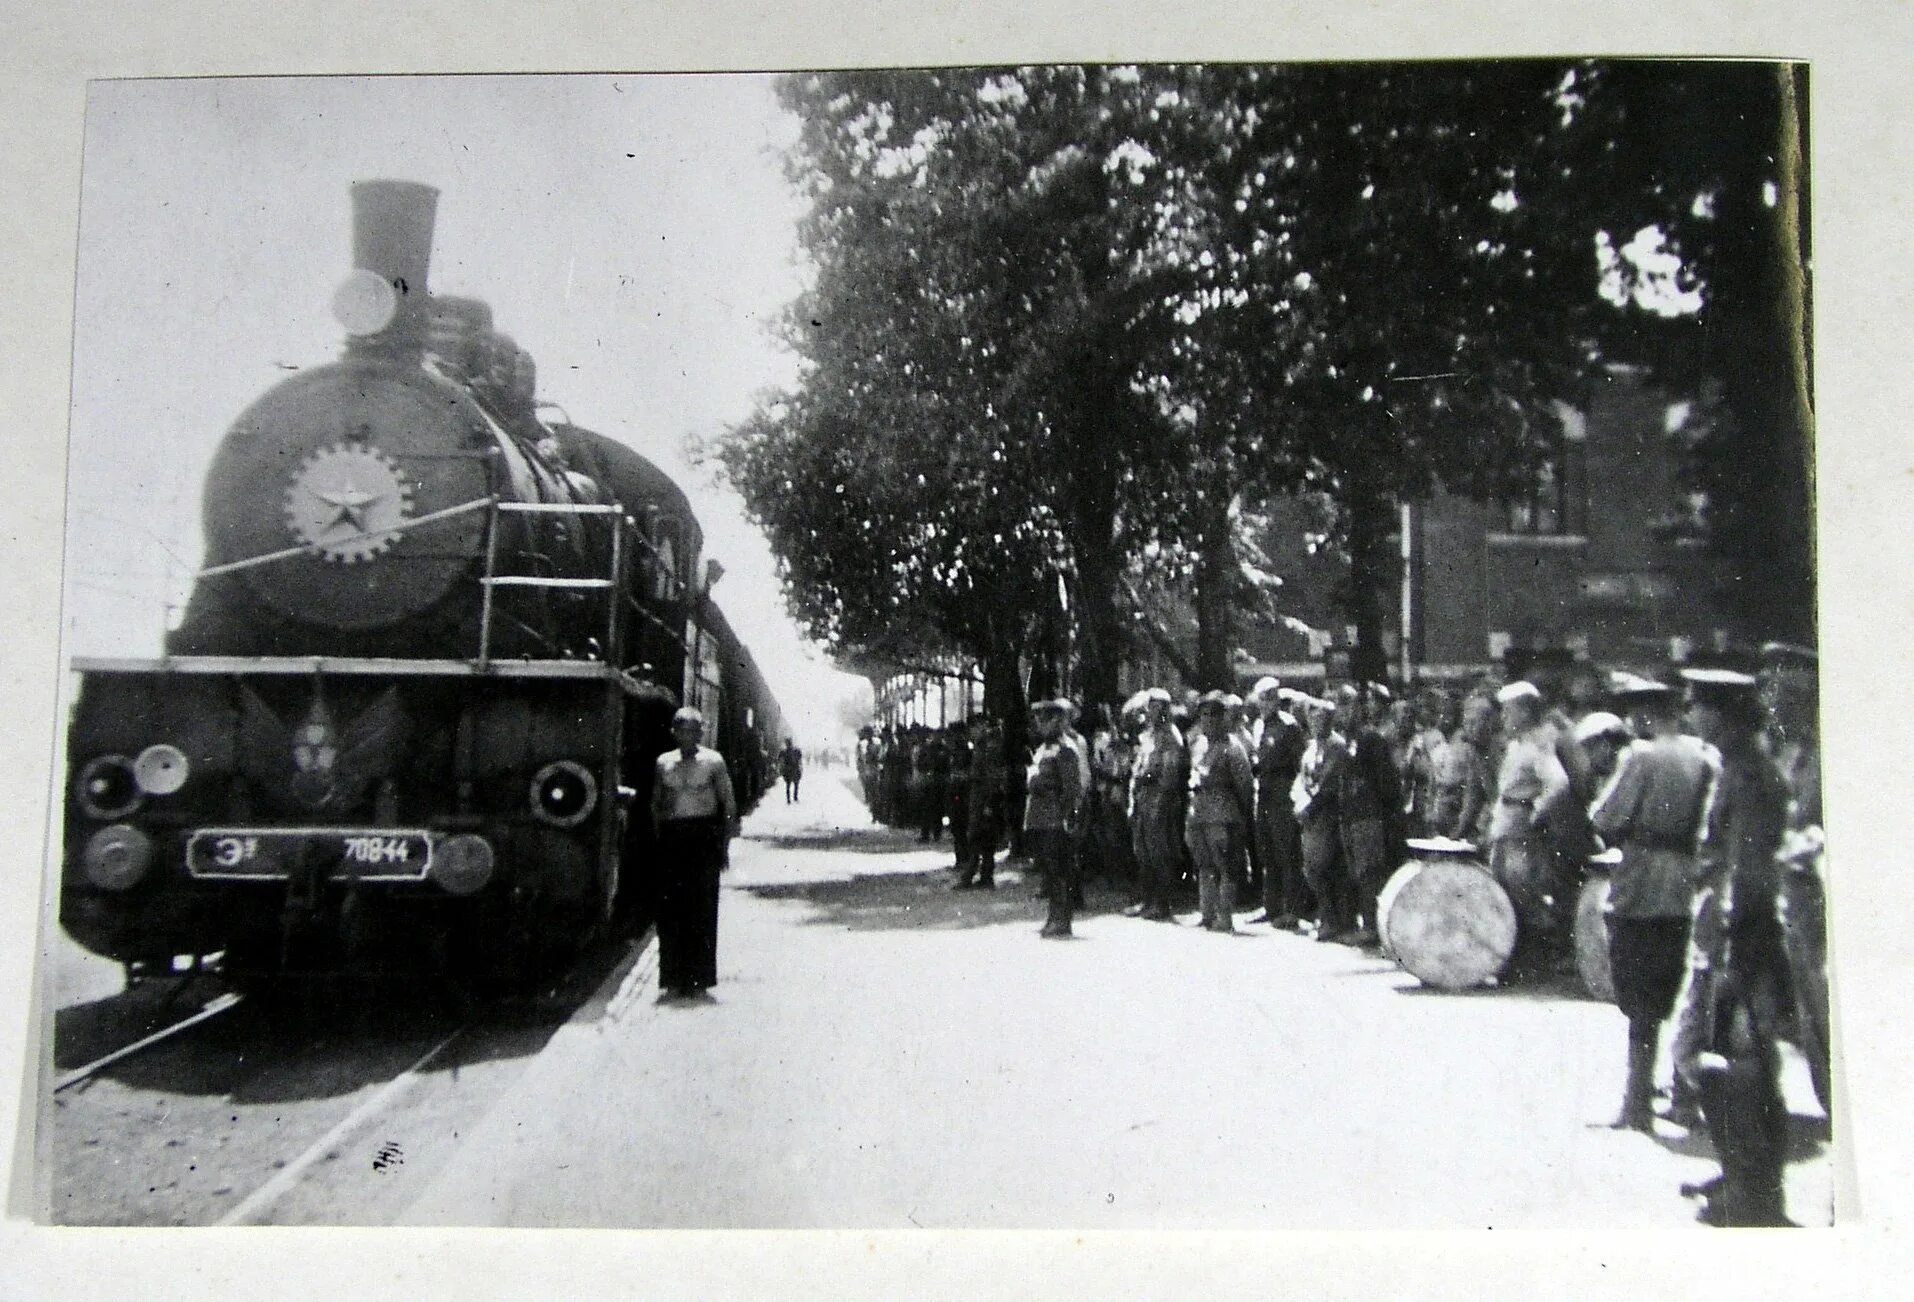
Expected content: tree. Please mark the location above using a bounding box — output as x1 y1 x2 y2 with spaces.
1571 60 1814 644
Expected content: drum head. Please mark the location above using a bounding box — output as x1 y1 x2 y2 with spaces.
1381 859 1516 990
1573 876 1616 1002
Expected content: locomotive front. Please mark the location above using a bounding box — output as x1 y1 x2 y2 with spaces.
172 181 583 659
60 182 688 985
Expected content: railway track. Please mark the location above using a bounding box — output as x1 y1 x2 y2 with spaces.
47 933 646 1226
53 992 246 1094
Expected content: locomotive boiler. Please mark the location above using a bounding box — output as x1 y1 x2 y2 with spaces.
61 180 775 985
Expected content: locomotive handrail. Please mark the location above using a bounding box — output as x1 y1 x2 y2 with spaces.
495 501 625 516
481 576 615 589
70 654 624 679
194 495 498 580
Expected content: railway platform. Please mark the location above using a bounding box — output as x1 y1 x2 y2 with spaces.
399 775 1835 1229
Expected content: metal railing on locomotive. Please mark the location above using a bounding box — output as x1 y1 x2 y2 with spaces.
193 493 685 674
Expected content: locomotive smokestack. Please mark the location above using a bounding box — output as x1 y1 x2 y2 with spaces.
335 179 439 352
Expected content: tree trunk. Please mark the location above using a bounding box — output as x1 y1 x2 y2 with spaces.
1703 64 1815 646
1344 477 1397 685
1191 488 1237 691
1062 378 1125 709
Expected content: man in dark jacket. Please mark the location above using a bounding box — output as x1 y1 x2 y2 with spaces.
1670 667 1795 1227
1246 679 1308 929
1336 682 1405 948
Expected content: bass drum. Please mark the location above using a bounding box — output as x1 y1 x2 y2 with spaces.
1573 851 1620 1002
1378 854 1517 991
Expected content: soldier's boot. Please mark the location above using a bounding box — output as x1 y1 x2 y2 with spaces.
1612 1021 1658 1131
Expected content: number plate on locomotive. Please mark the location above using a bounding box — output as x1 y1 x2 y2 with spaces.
186 829 434 881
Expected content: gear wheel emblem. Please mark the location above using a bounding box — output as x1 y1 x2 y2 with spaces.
284 442 415 564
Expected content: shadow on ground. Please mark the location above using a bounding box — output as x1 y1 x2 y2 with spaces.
742 864 1141 933
52 933 637 1104
747 824 943 856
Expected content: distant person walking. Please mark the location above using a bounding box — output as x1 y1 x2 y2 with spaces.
779 738 804 804
651 707 739 1000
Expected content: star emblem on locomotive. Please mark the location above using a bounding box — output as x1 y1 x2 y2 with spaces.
284 441 415 563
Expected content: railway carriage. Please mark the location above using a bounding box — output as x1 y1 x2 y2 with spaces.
60 180 775 985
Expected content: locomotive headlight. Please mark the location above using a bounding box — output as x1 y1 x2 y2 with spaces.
332 268 400 336
530 760 598 829
133 744 191 796
430 833 495 896
75 755 142 820
81 824 154 892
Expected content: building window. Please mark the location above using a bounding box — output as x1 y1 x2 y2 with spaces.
1504 432 1587 537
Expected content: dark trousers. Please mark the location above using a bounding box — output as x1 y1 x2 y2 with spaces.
1132 803 1180 915
1301 816 1349 930
1341 816 1393 930
1256 804 1306 918
656 816 723 991
1699 1045 1790 1225
1030 826 1076 933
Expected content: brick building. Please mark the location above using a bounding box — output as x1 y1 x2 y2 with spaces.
1219 369 1733 686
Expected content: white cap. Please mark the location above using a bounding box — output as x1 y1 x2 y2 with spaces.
1572 711 1630 744
1495 680 1542 706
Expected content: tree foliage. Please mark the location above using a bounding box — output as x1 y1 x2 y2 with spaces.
718 60 1814 703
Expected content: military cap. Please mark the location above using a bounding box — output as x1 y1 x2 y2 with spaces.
1221 692 1244 710
670 706 705 728
1609 670 1672 700
1572 711 1631 744
1494 680 1542 706
1248 676 1283 702
1196 689 1231 712
1680 666 1761 698
1760 641 1818 669
1030 698 1069 716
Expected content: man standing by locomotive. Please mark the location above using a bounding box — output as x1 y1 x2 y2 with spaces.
651 706 739 1000
1670 667 1795 1226
1590 679 1717 1132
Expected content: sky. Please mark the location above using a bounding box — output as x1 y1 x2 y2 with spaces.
65 74 871 747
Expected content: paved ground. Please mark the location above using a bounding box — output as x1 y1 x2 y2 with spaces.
403 772 1834 1229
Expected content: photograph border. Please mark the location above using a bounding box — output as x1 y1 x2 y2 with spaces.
4 2 1910 1296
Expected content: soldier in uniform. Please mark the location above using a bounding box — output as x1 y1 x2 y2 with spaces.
1670 667 1795 1226
1247 680 1309 929
1127 688 1188 921
1292 691 1351 941
1486 680 1575 974
953 715 1003 890
1761 640 1830 1117
1590 680 1717 1131
1336 682 1406 949
1186 691 1255 931
1025 699 1088 937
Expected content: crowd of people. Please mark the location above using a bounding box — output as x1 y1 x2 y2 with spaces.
853 644 1826 1227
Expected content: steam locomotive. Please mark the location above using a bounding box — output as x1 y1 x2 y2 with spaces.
60 180 782 986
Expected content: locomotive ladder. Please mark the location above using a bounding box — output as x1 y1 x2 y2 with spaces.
476 500 629 670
